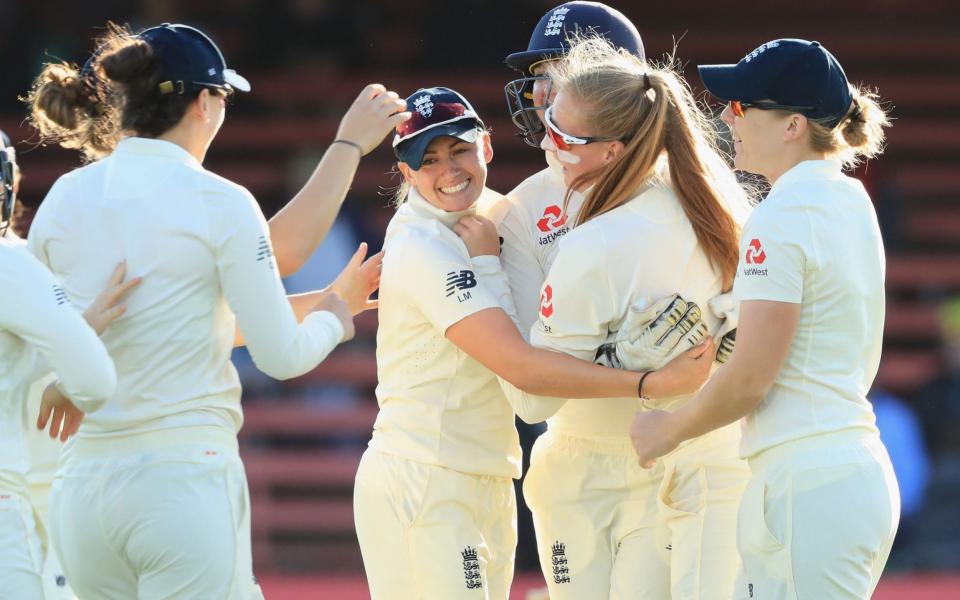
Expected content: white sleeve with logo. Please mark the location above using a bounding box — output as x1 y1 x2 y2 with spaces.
733 203 807 304
499 230 617 423
207 188 345 380
0 246 116 412
391 232 503 333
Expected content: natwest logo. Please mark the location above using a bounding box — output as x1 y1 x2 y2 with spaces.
537 205 568 233
745 238 766 265
540 285 554 318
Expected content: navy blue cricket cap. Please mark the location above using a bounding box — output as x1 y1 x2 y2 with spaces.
137 23 250 95
506 1 644 75
698 39 853 128
392 87 484 171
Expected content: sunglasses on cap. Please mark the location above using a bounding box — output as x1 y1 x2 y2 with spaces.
728 99 815 119
543 105 619 152
395 101 477 144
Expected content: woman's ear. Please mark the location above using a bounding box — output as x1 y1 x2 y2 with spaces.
196 88 223 122
397 161 414 183
481 131 494 164
604 140 625 164
783 113 808 143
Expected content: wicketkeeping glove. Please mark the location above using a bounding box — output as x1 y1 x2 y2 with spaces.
708 292 738 364
595 293 709 372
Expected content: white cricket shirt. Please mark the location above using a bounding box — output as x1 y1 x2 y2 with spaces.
479 156 585 337
0 238 116 490
503 180 750 435
372 188 522 479
28 137 344 438
733 160 885 457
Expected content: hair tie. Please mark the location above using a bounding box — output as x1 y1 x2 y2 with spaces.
643 73 651 90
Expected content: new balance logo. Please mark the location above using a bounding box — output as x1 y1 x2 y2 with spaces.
256 235 274 269
551 540 570 584
461 546 482 590
446 270 477 299
52 285 69 306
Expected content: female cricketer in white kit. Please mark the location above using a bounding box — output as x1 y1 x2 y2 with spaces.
495 1 645 335
0 138 124 597
630 39 899 599
24 22 407 600
483 38 754 600
355 85 713 600
26 24 380 599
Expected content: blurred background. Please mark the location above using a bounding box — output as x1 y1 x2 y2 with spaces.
5 0 960 597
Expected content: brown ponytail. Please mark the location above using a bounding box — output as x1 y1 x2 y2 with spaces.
548 37 743 290
26 21 211 159
25 59 119 162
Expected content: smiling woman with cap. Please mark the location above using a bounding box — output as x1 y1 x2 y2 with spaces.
629 38 897 598
23 22 386 599
356 85 712 599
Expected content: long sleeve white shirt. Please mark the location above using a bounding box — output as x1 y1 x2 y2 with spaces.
0 238 116 490
28 137 344 438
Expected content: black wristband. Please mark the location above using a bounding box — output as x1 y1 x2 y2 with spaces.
331 139 364 158
638 371 652 399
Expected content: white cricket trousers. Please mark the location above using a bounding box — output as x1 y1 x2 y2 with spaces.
658 423 750 600
28 480 76 600
734 430 900 599
50 426 265 600
522 431 669 600
0 486 44 599
354 448 517 600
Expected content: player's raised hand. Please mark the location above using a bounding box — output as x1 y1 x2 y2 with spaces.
454 215 500 257
83 261 142 335
630 409 680 469
330 242 383 315
336 84 412 155
37 381 85 442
